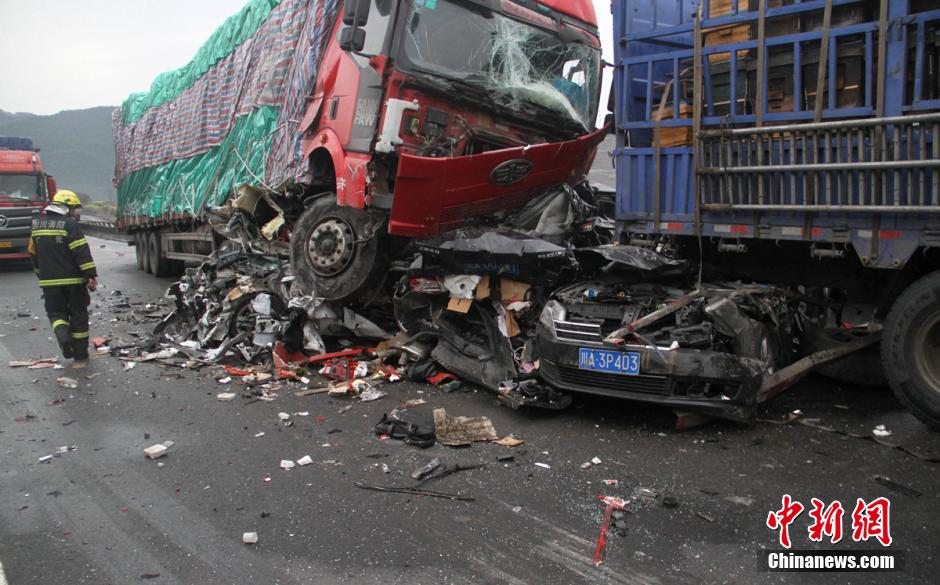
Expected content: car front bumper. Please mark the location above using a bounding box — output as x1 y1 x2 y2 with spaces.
535 325 767 422
0 236 31 260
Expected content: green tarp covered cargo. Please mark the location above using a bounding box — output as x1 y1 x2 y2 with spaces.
112 0 339 227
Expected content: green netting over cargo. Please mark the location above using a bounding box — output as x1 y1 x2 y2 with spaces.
120 0 285 126
117 107 279 219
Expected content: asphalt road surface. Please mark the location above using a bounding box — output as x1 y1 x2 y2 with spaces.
2 238 939 584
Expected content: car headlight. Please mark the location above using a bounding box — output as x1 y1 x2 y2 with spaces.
538 300 567 337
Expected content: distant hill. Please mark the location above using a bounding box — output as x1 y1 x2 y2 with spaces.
0 106 116 202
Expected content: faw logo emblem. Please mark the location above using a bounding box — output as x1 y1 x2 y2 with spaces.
0 215 8 228
489 159 533 186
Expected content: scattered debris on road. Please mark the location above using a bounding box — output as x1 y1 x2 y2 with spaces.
36 446 77 464
593 496 629 566
8 357 58 368
144 441 174 459
56 376 78 389
373 408 436 448
433 408 498 447
492 436 524 447
873 424 893 438
356 461 485 502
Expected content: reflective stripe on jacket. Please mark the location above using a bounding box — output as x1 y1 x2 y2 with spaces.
29 211 97 287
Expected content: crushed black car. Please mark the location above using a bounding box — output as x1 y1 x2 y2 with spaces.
533 245 796 422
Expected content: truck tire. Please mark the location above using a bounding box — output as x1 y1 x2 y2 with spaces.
148 231 170 277
135 232 146 271
141 231 153 274
290 196 386 303
882 270 940 430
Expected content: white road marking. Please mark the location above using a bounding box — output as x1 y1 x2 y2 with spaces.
0 559 8 585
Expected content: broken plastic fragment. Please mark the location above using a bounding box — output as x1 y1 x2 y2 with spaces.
493 436 525 447
872 424 892 438
411 458 442 480
443 275 482 300
9 357 58 368
56 377 78 389
724 495 755 507
359 387 388 402
251 294 272 316
144 441 174 459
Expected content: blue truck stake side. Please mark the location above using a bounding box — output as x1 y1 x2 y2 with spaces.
607 0 940 426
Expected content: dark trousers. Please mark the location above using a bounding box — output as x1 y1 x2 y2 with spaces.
43 285 91 360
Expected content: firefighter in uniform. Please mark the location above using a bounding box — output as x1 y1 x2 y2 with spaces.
29 190 98 367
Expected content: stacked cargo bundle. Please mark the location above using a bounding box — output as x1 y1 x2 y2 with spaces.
628 0 880 148
112 0 339 226
613 0 940 231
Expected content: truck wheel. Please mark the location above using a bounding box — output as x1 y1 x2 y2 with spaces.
882 270 940 430
141 231 153 274
148 231 169 277
135 232 146 271
290 196 386 303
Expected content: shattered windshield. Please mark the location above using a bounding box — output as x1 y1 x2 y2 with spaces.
399 0 601 131
0 174 43 201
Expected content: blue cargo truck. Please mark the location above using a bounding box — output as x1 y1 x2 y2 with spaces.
615 0 940 426
536 0 940 428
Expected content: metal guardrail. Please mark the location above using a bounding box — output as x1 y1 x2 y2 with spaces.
697 113 940 212
79 215 132 243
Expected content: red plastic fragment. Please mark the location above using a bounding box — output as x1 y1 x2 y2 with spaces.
427 373 458 385
593 496 628 565
223 365 251 377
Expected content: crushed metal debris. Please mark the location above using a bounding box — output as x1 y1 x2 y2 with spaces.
109 176 882 429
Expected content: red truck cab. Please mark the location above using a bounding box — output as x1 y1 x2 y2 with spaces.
0 137 57 261
291 0 606 301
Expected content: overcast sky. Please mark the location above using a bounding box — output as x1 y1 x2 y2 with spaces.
0 0 614 120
